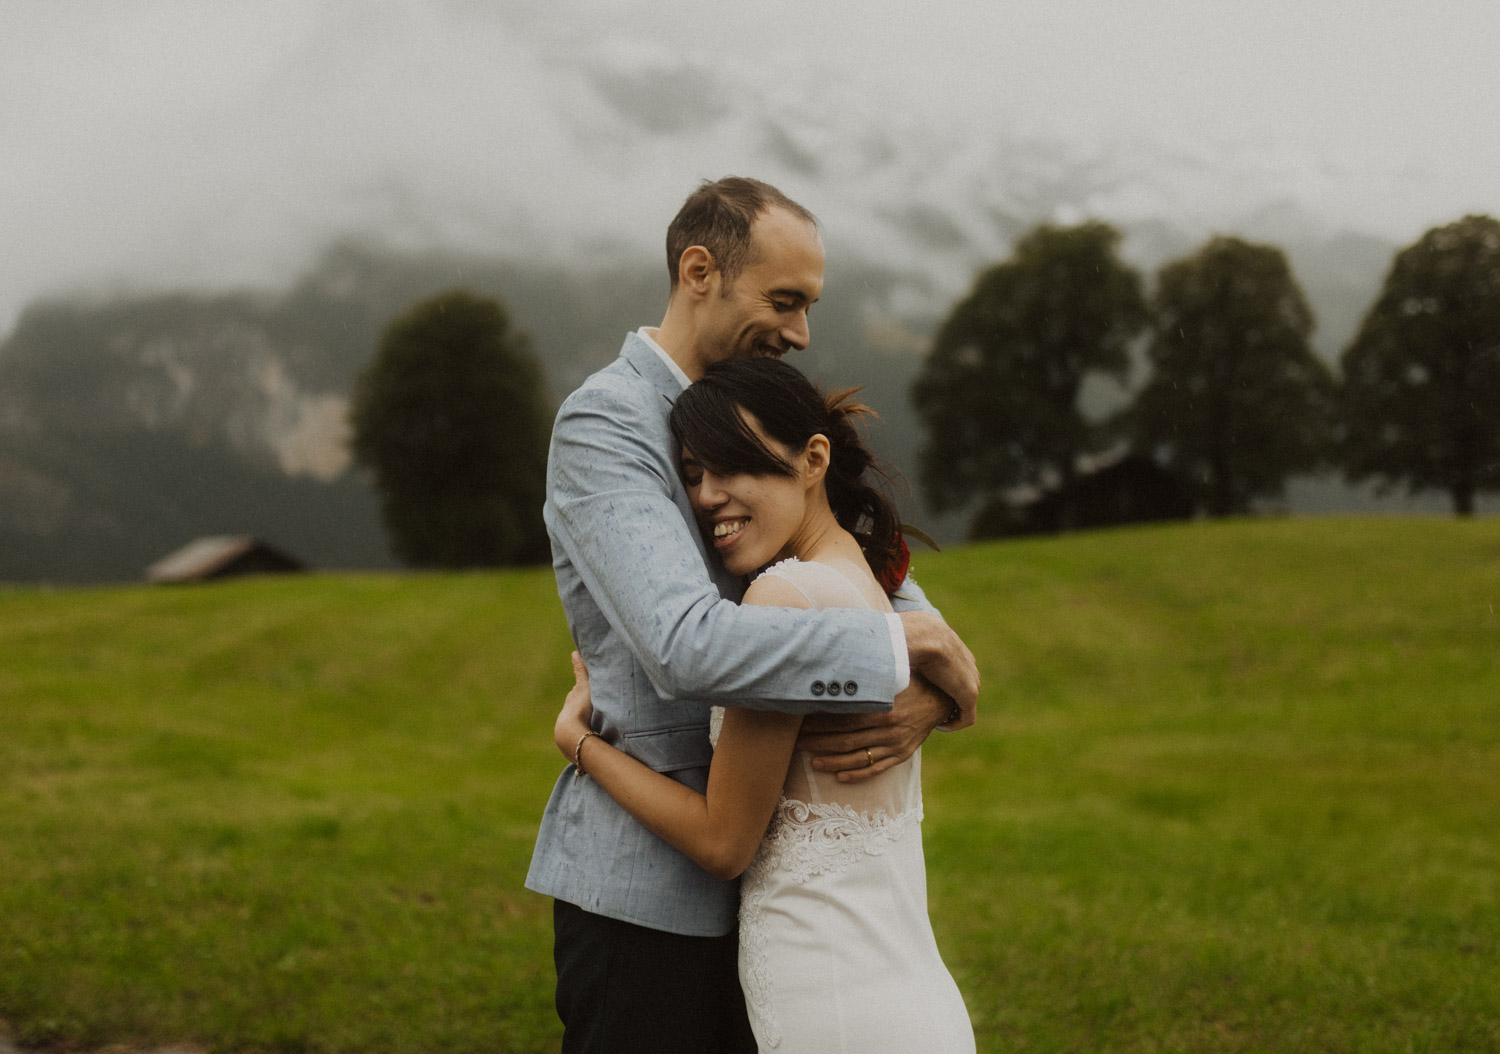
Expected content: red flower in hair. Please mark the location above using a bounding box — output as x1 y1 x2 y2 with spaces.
877 534 911 594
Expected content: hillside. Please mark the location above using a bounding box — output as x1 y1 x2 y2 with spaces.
1 518 1496 1052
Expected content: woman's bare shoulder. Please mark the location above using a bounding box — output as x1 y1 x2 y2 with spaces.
742 569 815 610
749 557 877 611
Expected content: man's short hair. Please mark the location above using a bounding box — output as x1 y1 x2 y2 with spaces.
666 176 818 291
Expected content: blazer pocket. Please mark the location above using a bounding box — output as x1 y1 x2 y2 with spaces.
621 723 713 774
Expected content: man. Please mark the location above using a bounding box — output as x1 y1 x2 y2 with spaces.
526 177 978 1053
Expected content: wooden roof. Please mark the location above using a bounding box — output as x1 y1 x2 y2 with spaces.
145 535 305 583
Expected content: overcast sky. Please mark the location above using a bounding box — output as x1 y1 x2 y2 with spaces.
4 0 1498 335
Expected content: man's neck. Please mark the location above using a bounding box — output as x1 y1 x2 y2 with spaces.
636 326 691 390
650 314 705 381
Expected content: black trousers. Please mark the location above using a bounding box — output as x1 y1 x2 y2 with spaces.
553 899 757 1054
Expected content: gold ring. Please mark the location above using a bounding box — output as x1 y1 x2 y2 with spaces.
865 748 874 767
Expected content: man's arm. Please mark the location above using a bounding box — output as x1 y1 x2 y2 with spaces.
548 378 900 714
888 573 978 727
798 573 980 783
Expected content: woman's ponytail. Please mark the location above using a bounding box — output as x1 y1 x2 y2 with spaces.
820 389 907 593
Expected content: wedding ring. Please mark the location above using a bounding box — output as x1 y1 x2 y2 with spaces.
865 749 874 767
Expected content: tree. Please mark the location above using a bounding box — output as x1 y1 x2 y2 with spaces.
1339 214 1500 516
911 221 1147 530
1127 236 1334 516
350 289 551 567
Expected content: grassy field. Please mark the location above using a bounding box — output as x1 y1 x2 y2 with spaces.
1 517 1497 1052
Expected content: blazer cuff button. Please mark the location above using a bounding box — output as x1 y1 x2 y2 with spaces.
844 681 858 696
811 680 826 696
827 681 842 697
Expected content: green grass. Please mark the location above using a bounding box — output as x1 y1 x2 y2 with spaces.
2 517 1498 1052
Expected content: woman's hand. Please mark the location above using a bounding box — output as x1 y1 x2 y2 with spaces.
553 651 596 763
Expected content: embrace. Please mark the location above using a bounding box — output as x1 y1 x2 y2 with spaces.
527 177 980 1053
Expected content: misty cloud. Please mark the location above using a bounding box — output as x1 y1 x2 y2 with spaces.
3 0 1499 342
590 62 731 134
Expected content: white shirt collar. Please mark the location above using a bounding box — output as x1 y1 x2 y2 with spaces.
637 327 691 391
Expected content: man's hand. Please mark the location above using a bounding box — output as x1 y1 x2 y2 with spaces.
797 675 957 784
898 611 979 729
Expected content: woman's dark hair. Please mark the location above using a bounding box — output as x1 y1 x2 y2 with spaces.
669 357 905 590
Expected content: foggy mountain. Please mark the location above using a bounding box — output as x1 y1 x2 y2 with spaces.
0 237 953 583
0 223 1403 585
0 48 1450 583
0 243 660 582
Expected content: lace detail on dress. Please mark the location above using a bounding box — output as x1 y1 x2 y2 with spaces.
757 556 807 580
738 794 923 1047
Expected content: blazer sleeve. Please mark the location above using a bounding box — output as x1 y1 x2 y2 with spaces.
890 571 940 618
546 380 900 714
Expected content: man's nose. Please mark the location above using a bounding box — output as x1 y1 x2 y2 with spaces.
780 309 810 351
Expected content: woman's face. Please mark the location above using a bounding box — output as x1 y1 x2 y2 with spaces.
681 416 811 577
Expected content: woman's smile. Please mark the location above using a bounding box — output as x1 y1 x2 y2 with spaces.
711 517 750 549
706 512 771 572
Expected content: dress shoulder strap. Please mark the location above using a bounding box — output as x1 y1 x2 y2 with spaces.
755 557 873 611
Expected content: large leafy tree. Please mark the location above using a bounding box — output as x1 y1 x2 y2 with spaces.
351 289 551 567
1339 214 1500 516
911 221 1147 524
1127 236 1334 516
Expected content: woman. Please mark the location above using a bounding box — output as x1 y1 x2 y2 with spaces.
553 357 974 1053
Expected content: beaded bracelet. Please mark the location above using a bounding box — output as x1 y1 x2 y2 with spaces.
573 730 601 778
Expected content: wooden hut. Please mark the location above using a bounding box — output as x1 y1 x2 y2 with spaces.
145 536 305 583
972 454 1196 539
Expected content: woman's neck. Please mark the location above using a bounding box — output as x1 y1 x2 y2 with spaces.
782 502 863 568
777 502 894 612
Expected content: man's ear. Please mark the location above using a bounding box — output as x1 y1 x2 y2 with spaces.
802 434 831 486
677 246 718 297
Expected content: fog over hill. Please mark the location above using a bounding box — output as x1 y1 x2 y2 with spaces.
0 212 1466 585
9 1 1495 336
3 3 1495 581
0 237 949 582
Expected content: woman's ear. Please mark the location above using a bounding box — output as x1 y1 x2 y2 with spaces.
802 434 831 487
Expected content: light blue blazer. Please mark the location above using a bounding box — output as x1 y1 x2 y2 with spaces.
525 333 937 936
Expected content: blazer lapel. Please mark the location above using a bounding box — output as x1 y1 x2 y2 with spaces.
617 333 744 601
620 332 685 408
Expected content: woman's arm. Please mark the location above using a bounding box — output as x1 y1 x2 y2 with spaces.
553 576 814 880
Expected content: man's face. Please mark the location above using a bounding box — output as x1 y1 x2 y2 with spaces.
701 207 825 366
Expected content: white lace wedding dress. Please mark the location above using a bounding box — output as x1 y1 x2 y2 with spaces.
711 558 975 1053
